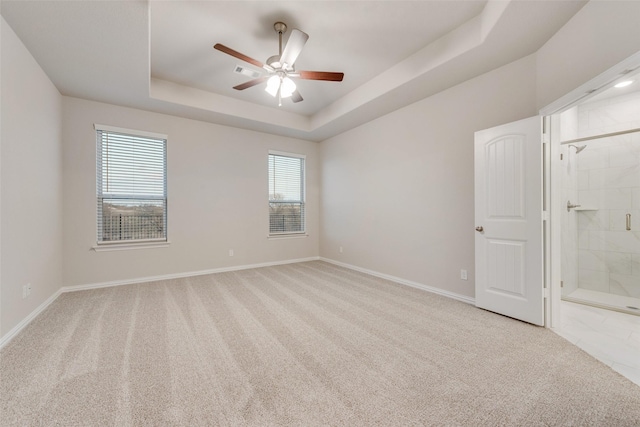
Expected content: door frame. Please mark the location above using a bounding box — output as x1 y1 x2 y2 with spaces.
539 50 640 328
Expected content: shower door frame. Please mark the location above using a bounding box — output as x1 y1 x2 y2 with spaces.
541 50 640 328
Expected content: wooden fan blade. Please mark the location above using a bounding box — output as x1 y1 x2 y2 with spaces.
214 43 266 69
233 76 269 91
280 29 309 68
297 71 344 81
291 90 303 103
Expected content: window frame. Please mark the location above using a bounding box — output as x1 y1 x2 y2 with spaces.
268 150 307 237
94 124 169 251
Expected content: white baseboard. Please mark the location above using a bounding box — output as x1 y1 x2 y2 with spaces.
0 257 320 349
0 288 63 349
319 257 475 305
61 256 321 293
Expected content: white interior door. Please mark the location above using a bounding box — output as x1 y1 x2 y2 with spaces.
474 116 544 326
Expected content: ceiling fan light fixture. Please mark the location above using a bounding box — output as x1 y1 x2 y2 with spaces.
265 75 280 96
265 75 296 99
215 21 344 105
281 77 296 98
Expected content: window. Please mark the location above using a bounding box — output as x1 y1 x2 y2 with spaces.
269 152 305 235
96 125 167 245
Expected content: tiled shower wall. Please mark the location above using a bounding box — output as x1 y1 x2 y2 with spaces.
574 90 640 298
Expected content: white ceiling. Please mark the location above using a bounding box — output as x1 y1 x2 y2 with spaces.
1 0 587 141
150 1 486 116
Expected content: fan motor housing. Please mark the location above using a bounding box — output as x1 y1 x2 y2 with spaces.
266 55 281 68
273 22 287 34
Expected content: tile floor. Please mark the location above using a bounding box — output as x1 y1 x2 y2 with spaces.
553 300 640 387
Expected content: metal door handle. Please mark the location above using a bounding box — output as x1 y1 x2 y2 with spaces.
567 200 581 212
627 213 631 231
475 226 484 232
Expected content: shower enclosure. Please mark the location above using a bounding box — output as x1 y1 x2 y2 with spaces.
559 86 640 315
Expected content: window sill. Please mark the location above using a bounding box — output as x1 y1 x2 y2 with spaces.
92 240 171 252
267 233 308 240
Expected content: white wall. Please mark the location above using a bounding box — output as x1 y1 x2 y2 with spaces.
62 97 319 288
319 1 640 301
319 55 538 299
536 0 640 110
1 17 63 336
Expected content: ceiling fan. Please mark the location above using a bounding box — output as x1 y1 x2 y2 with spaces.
214 22 344 106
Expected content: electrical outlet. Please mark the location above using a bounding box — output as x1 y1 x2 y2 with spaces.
228 249 234 257
460 269 468 280
22 283 32 299
339 246 343 253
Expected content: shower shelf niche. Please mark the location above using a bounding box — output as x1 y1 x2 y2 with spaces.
573 207 598 211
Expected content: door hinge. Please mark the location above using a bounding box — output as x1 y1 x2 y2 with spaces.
560 280 564 288
543 288 550 299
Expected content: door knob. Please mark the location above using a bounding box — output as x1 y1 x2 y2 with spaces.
475 226 484 232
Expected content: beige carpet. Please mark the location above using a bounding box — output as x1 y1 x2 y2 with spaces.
1 261 639 426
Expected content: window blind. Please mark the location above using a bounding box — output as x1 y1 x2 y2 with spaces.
269 153 305 234
96 128 167 243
